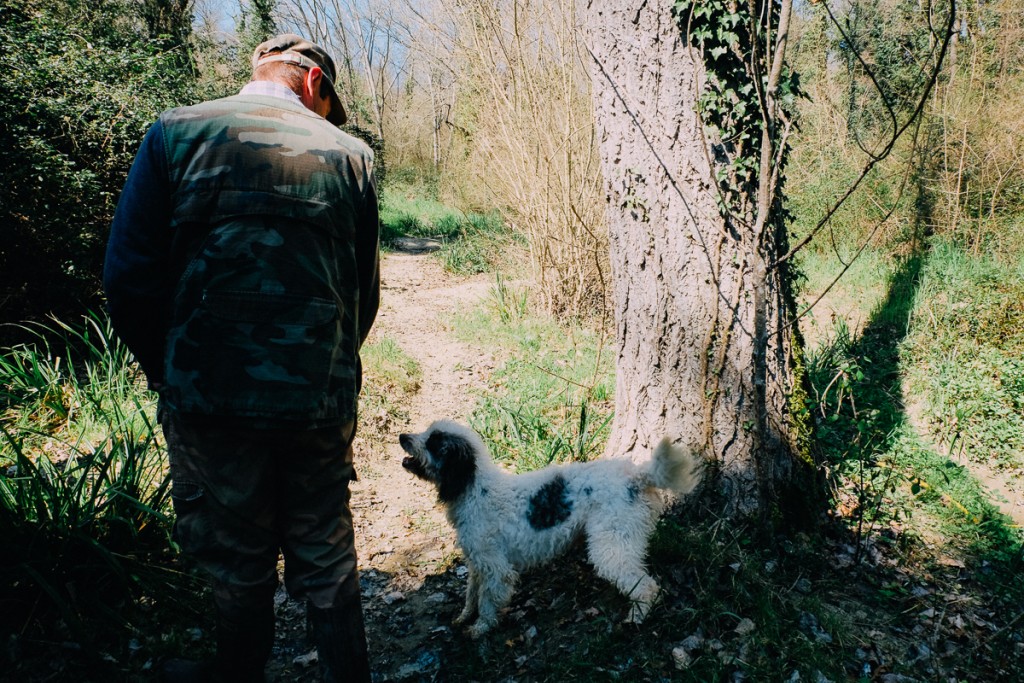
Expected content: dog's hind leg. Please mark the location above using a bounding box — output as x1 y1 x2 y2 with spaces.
585 518 661 623
454 564 480 626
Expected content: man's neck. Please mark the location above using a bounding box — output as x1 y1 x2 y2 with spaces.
239 80 303 107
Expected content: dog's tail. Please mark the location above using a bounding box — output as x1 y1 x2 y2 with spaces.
648 438 702 496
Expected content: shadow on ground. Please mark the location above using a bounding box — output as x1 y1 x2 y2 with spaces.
389 237 443 254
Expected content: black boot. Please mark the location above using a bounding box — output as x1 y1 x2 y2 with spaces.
308 597 371 683
162 604 274 683
213 602 275 682
161 658 220 683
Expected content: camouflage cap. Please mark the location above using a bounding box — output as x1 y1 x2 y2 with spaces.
252 33 347 126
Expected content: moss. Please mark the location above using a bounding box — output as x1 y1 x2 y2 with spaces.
787 329 816 468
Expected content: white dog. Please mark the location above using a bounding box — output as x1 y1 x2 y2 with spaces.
399 420 701 637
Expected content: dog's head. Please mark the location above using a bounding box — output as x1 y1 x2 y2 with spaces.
399 420 481 503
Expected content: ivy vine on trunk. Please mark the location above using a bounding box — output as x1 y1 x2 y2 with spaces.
673 0 802 224
585 0 820 523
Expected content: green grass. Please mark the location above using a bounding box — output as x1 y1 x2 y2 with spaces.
795 244 895 345
0 314 199 667
450 287 614 471
379 186 464 242
362 335 421 395
902 238 1024 471
439 211 511 275
358 334 422 440
380 180 516 275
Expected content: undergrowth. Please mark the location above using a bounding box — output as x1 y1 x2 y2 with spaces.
450 285 613 471
380 180 517 275
0 314 202 677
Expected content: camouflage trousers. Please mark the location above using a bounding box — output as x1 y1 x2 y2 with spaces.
161 409 361 615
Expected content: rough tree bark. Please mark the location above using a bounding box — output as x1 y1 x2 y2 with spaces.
584 0 817 520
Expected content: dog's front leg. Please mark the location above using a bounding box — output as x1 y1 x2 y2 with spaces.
454 564 480 626
466 562 517 638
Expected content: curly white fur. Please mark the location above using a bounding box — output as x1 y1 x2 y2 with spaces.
399 420 701 637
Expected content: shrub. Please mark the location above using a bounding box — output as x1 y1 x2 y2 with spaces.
0 2 202 331
0 314 182 647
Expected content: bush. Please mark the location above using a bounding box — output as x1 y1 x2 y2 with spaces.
0 2 202 331
0 314 183 649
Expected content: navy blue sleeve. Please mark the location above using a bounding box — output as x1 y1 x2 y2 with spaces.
103 119 174 387
356 170 380 347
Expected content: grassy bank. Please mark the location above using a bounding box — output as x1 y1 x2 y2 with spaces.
380 179 516 275
430 235 1024 681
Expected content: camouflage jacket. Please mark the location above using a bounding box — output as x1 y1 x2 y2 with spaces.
105 92 380 428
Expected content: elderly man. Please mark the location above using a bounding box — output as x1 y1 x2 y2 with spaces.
104 34 379 682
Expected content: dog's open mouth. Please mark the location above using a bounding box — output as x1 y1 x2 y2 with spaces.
398 433 433 480
402 455 429 479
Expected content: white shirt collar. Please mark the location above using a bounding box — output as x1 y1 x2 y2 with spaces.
239 80 304 107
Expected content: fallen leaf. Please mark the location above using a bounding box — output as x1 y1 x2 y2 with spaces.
382 591 406 604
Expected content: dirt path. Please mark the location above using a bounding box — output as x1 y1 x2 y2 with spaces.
268 251 496 681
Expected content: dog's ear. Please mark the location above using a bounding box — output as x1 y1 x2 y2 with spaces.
426 429 477 503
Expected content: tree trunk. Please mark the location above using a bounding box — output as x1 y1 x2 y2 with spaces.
140 0 193 53
584 0 817 521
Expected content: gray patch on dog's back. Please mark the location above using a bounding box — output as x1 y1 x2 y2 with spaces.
527 475 572 530
627 481 642 503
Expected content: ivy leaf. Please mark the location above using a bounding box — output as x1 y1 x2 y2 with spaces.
718 29 738 44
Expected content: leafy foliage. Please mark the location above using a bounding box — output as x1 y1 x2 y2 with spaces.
0 314 190 648
672 0 802 215
837 0 939 142
0 0 202 329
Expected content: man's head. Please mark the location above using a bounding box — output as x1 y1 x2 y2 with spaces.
251 33 347 126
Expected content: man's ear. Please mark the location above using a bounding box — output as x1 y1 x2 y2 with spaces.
303 66 323 100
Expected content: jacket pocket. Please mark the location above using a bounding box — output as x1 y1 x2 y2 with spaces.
167 290 342 419
169 477 207 553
